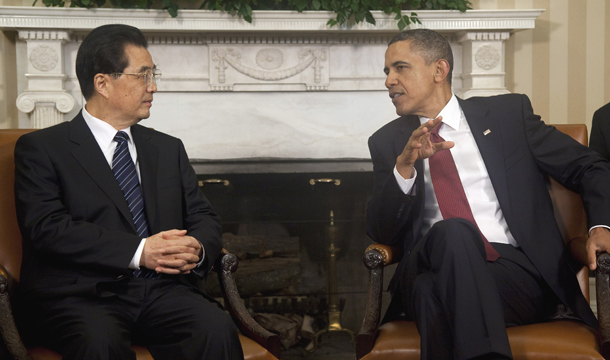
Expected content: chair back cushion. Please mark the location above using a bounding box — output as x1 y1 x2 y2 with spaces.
0 129 35 284
549 124 589 302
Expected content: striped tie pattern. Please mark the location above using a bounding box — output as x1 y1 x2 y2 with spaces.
112 131 159 278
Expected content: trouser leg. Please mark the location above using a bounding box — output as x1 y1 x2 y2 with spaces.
405 218 511 360
136 279 244 360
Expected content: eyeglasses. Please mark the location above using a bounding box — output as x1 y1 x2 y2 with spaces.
110 68 162 87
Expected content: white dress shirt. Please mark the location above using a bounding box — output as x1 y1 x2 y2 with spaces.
393 95 518 246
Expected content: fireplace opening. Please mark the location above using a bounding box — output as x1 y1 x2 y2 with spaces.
195 161 376 350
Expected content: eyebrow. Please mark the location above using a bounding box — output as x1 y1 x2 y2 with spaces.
384 61 409 74
137 64 157 72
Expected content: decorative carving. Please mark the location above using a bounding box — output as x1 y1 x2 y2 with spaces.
475 45 500 70
0 273 32 360
16 91 76 128
217 252 282 358
255 49 283 70
30 45 59 71
211 48 327 83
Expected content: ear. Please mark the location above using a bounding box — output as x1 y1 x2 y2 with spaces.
93 73 111 100
433 59 451 84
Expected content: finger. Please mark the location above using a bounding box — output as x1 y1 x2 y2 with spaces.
434 140 455 151
155 266 182 275
161 229 187 240
157 258 189 268
159 246 199 256
178 263 197 272
587 243 599 271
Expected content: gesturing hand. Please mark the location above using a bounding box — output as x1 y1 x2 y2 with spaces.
396 116 454 179
140 229 203 275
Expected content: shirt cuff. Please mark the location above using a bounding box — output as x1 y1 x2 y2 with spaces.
129 238 147 269
589 225 610 236
196 241 206 268
393 165 417 195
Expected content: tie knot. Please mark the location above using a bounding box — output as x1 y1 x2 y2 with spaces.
431 122 442 135
114 131 129 145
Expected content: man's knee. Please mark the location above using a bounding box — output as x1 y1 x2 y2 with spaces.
54 317 132 359
426 218 484 251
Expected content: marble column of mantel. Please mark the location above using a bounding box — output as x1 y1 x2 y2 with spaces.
0 6 544 161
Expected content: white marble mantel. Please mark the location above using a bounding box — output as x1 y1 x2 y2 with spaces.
0 6 543 162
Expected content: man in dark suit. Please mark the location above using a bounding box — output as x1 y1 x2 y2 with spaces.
14 24 243 360
367 29 610 359
590 102 610 160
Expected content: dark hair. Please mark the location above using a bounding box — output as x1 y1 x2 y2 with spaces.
389 29 453 85
76 24 148 100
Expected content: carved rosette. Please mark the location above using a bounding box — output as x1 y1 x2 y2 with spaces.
16 91 76 128
475 45 500 70
255 49 283 70
30 45 59 71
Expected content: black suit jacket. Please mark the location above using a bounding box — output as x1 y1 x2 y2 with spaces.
15 113 222 300
367 94 610 329
590 102 610 160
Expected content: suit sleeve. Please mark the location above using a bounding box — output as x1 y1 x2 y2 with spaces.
366 133 417 247
176 140 222 278
589 107 610 160
520 95 610 229
14 133 140 273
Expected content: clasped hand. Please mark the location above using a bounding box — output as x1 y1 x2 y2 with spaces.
140 229 202 275
396 116 455 179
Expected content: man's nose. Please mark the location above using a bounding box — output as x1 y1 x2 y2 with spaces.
148 81 157 93
385 72 397 89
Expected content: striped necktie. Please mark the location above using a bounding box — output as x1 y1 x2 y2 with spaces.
112 131 158 277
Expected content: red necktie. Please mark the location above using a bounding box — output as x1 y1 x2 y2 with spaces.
428 123 500 261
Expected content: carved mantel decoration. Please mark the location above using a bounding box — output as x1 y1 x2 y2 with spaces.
0 7 543 160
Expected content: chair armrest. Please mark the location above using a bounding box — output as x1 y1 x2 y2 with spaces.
364 244 403 267
215 252 281 359
0 265 31 360
596 252 610 359
355 244 401 359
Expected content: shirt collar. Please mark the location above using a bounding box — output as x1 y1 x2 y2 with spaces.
82 107 133 147
418 94 461 131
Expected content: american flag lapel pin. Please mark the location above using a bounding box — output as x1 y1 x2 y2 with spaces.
483 129 491 136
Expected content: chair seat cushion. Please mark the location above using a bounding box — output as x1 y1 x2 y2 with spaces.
28 336 276 360
362 320 603 360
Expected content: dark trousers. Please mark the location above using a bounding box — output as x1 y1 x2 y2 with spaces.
24 276 244 360
401 218 559 360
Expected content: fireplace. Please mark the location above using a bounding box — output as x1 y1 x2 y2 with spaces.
195 159 375 338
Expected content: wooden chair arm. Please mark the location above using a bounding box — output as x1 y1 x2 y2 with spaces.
363 244 403 269
0 265 31 360
356 244 402 359
215 252 281 359
596 252 610 359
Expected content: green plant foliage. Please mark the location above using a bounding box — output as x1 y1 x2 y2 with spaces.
34 0 471 30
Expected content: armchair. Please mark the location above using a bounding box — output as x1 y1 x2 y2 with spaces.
356 124 610 360
0 129 281 360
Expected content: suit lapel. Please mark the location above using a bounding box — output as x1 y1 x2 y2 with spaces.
458 97 511 217
68 115 136 232
131 125 158 232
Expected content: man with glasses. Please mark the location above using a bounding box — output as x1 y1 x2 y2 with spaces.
14 24 243 359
